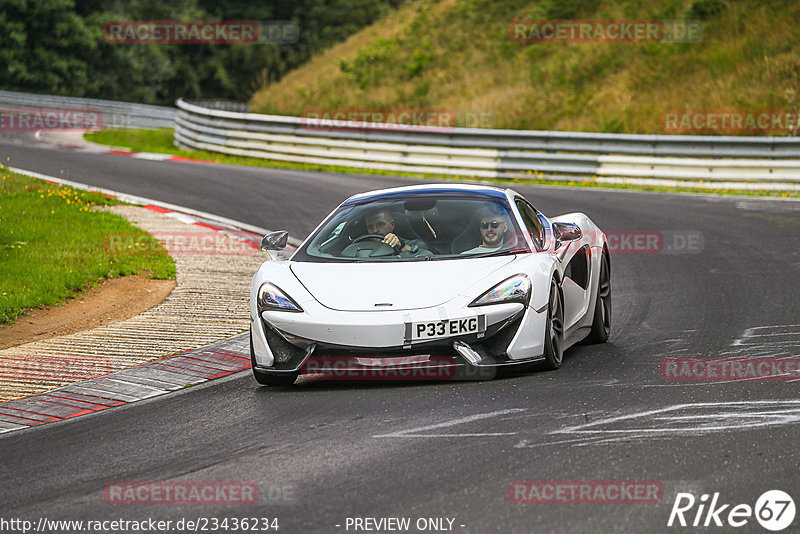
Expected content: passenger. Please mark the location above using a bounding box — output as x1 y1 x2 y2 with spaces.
461 206 508 254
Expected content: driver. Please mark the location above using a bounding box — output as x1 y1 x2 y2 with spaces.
365 208 425 253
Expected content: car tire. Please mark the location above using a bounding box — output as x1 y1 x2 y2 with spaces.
582 251 611 344
541 281 564 370
250 329 298 386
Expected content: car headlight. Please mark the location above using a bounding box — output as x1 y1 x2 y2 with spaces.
257 282 303 313
469 274 531 307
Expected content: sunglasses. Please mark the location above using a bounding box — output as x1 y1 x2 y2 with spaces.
480 221 503 229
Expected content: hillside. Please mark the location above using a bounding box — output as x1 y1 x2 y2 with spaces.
250 0 800 134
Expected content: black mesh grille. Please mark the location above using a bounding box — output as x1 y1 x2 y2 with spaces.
264 324 306 364
473 315 523 359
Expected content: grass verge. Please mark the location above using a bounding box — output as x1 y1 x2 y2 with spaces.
0 167 176 325
85 128 800 199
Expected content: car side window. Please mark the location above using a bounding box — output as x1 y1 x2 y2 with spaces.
515 199 544 250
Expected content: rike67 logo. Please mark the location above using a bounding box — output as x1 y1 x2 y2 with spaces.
668 490 795 531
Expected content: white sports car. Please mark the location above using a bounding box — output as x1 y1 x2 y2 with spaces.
249 184 610 386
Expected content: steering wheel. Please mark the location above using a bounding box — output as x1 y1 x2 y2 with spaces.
341 234 400 258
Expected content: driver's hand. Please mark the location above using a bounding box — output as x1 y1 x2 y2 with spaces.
382 233 401 248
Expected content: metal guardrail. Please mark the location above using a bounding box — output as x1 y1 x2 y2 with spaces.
0 90 175 129
171 98 796 182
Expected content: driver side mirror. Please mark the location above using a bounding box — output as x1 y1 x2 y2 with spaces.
261 231 289 259
552 222 582 250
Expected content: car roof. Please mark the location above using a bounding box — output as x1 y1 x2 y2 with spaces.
342 183 513 205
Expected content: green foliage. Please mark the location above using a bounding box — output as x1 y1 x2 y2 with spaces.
411 79 432 101
251 0 800 135
339 39 397 88
688 0 728 20
0 0 397 104
406 45 434 77
538 0 602 19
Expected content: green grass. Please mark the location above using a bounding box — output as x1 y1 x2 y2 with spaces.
85 128 800 199
0 168 175 325
86 127 176 153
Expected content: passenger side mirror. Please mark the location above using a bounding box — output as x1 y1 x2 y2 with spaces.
552 222 581 250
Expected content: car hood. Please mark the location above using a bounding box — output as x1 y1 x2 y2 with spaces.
290 256 516 311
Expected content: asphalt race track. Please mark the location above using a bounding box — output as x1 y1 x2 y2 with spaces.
1 134 799 533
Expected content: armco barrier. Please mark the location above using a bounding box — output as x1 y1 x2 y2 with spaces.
0 90 175 129
174 98 800 182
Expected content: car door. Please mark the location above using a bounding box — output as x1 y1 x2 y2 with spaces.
515 198 588 331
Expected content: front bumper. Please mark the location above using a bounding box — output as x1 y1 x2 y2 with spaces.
251 295 548 374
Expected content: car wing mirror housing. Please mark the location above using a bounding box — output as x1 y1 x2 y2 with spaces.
552 222 582 250
261 230 289 259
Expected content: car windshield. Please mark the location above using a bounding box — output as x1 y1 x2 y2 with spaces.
292 195 529 262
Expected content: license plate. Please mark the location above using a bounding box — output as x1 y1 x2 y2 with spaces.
406 316 486 341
